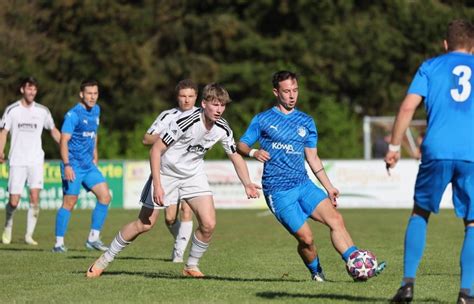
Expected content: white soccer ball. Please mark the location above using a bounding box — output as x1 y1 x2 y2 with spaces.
346 249 378 281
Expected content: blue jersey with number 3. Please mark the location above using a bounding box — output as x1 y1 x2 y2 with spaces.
408 52 474 161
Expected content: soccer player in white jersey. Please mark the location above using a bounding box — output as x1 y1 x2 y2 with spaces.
0 77 60 245
142 79 198 263
86 83 260 278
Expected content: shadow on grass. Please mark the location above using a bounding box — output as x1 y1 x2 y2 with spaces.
0 246 44 252
68 255 168 262
80 270 306 283
256 291 446 303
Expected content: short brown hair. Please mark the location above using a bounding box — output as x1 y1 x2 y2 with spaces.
80 79 99 91
175 79 198 97
20 76 38 89
201 83 231 104
446 19 474 51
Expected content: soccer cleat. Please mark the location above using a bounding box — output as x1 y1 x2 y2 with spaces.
86 254 109 278
182 266 205 278
52 245 68 253
375 261 386 276
312 272 326 282
24 235 38 246
457 292 474 304
85 239 108 251
172 249 184 263
390 283 414 303
2 227 12 244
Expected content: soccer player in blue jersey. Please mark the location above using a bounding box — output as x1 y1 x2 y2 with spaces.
386 20 474 304
238 70 384 282
52 79 111 253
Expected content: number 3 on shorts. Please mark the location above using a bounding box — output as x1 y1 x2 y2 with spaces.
451 65 472 102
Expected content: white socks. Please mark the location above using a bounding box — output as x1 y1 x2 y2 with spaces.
104 232 131 263
5 203 16 229
88 229 101 242
26 205 39 237
174 221 193 255
186 233 209 267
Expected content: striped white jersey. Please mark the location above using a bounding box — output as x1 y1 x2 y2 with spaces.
146 106 197 136
160 108 237 178
1 100 55 166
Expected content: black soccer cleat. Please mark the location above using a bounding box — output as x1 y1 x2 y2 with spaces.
457 292 474 304
390 283 414 303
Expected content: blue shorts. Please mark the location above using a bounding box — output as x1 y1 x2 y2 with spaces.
61 165 106 196
414 159 474 221
264 180 328 234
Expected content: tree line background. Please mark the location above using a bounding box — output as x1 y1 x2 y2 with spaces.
1 0 473 160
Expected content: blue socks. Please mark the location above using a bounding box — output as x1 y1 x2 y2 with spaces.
91 202 109 230
55 207 71 237
342 246 358 262
461 226 474 296
403 215 428 281
306 257 322 276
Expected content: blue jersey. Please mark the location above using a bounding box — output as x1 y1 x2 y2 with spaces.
61 103 100 169
240 107 317 194
408 51 474 161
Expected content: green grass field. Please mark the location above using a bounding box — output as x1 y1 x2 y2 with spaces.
0 208 465 303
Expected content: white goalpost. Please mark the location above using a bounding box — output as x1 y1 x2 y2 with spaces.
363 116 426 160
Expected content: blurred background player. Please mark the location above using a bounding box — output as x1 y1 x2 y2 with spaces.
386 20 474 304
52 79 111 253
0 76 60 245
238 71 385 282
87 83 260 278
142 79 198 262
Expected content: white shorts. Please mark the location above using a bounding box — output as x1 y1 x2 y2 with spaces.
8 164 44 194
140 173 212 210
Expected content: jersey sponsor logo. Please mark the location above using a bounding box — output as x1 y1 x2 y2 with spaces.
271 142 301 154
18 123 38 131
82 131 96 138
297 126 306 137
187 144 209 153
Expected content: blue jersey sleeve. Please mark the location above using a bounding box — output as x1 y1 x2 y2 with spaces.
239 115 260 147
305 119 317 148
61 111 79 134
407 61 429 97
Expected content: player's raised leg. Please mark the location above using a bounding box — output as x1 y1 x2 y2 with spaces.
86 181 111 251
86 206 160 278
292 222 325 281
182 195 215 278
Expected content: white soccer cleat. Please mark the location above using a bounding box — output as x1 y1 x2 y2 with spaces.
172 249 184 263
25 235 38 246
2 227 12 244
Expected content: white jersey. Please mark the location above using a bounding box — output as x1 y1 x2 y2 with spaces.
160 108 237 178
146 106 197 136
1 100 55 166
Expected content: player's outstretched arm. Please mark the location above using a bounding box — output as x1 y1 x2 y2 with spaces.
384 94 423 170
149 138 168 205
0 129 9 163
305 147 339 206
60 133 75 181
236 142 270 163
227 152 261 199
50 127 61 144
